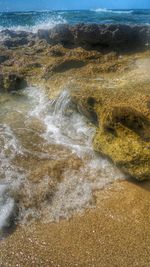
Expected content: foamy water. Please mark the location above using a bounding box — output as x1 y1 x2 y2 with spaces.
0 87 124 235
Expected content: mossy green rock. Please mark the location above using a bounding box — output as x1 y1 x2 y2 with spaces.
72 82 150 181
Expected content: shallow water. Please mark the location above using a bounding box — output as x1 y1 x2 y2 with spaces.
0 87 124 235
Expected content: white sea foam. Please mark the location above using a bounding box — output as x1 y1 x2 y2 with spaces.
23 88 124 222
27 88 95 156
92 8 133 14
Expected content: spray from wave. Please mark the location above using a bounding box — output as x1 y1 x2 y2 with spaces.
0 12 66 33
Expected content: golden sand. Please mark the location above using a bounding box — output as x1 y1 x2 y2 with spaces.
0 179 150 267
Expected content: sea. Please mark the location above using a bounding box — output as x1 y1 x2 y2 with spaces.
0 9 149 32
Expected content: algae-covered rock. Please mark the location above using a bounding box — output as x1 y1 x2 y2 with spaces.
71 84 150 181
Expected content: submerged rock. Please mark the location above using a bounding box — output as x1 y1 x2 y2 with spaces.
0 73 27 92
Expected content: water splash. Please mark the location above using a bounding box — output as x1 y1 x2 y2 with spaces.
0 12 66 33
0 87 124 232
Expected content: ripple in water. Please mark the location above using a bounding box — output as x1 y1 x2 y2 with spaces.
0 87 124 235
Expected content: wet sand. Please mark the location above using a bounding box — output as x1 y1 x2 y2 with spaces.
0 179 150 267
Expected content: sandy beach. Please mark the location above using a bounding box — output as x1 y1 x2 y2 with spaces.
1 179 150 267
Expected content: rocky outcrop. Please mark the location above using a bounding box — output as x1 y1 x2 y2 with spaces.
0 30 35 48
71 83 150 181
38 24 150 49
0 24 149 50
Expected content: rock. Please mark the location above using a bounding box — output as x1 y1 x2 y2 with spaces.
0 29 29 38
0 24 149 50
38 25 73 45
48 58 85 73
2 38 29 48
39 24 150 50
3 73 27 92
38 29 51 43
26 62 42 68
0 74 4 92
0 30 35 48
0 55 9 64
49 45 65 57
72 24 101 45
49 24 74 45
71 84 150 181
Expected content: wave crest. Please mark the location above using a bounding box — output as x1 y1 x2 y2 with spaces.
92 8 133 14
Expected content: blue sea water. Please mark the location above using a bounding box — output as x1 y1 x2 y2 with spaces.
0 9 149 32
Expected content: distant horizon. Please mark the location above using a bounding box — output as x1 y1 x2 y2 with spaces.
0 0 150 12
0 8 150 13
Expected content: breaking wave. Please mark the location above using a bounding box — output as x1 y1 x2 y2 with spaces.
0 87 124 236
0 12 66 33
92 8 134 14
